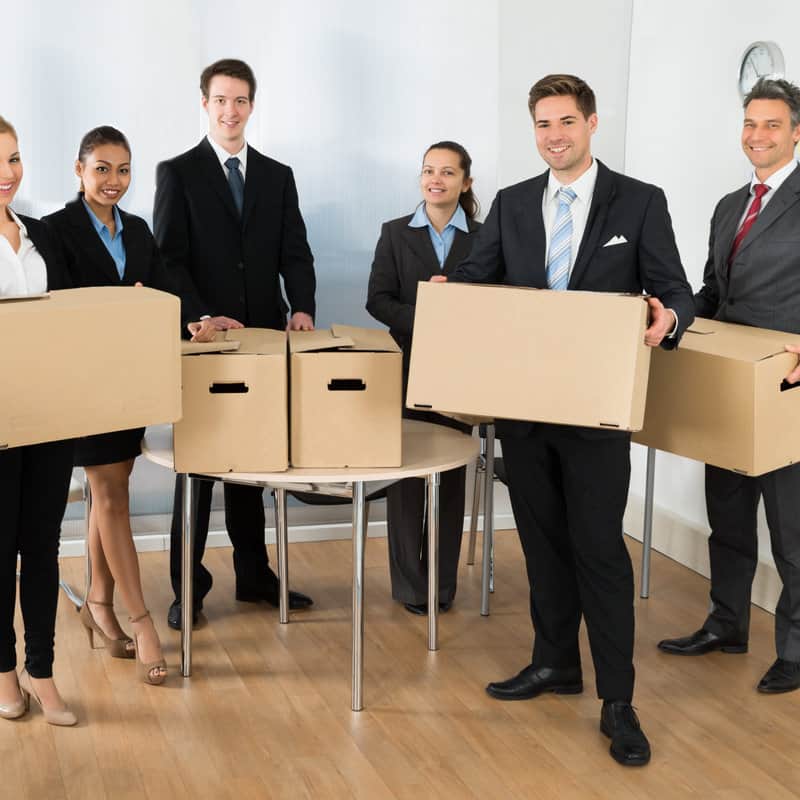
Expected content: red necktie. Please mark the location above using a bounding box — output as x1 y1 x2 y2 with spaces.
728 183 769 267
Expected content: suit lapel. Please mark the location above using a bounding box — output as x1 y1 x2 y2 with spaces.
715 184 750 272
120 210 144 283
241 145 263 231
65 197 121 283
568 161 613 289
401 223 442 277
737 166 800 258
443 222 478 274
196 138 240 224
513 176 548 286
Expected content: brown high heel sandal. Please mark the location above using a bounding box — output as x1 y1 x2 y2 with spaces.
78 601 135 659
129 611 167 685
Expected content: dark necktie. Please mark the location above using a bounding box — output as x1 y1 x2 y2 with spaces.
225 156 244 216
728 182 769 267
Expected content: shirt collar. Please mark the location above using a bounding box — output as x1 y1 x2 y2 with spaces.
749 159 798 195
81 197 124 238
206 134 248 173
408 203 469 233
546 157 599 205
6 207 27 237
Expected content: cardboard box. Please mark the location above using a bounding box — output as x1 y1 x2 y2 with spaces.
174 328 288 473
289 325 402 467
0 287 180 448
406 282 651 431
633 319 800 475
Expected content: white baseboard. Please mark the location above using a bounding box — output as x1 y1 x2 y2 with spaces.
624 493 781 614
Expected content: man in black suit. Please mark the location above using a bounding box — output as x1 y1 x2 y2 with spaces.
658 78 800 695
154 58 315 629
441 75 694 766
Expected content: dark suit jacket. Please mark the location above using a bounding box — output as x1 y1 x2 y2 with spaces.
366 211 480 429
449 160 695 437
18 214 72 291
695 164 800 333
153 138 315 329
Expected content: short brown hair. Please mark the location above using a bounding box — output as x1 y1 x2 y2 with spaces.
0 115 18 140
528 74 597 120
744 77 800 128
200 59 257 102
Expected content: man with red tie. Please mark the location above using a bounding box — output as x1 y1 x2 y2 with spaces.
659 78 800 694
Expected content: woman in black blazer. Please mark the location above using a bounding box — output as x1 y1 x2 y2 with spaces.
0 116 77 725
366 141 481 614
44 127 212 685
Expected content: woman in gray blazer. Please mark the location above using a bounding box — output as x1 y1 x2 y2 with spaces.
366 141 480 614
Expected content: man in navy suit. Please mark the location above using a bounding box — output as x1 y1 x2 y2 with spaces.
442 74 695 766
154 58 315 629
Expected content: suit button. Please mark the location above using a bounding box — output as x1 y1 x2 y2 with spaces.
728 298 736 306
237 262 244 270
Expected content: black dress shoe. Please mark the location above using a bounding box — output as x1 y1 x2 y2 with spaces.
600 701 651 766
757 658 800 693
235 583 314 609
485 664 583 700
167 599 201 631
402 601 453 616
657 628 747 656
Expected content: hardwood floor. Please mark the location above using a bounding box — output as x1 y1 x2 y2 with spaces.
3 530 798 799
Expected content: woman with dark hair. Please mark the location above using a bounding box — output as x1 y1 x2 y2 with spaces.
366 141 480 614
44 127 213 685
0 116 76 725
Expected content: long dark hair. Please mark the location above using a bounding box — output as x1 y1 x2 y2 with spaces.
423 140 479 220
77 126 131 164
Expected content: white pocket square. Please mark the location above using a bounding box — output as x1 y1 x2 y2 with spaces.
603 235 628 247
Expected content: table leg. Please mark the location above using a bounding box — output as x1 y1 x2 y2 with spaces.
274 487 289 624
641 447 656 599
181 473 194 677
351 481 366 711
427 471 441 651
481 424 495 616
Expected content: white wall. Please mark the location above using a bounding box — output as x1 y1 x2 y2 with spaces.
625 0 800 573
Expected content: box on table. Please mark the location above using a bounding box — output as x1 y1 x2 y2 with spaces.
406 282 651 431
632 319 800 475
0 287 180 448
289 325 402 467
174 328 288 473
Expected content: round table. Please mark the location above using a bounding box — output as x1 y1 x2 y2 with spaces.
142 419 478 710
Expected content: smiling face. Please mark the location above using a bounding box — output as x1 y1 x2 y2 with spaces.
76 143 131 215
203 75 253 153
420 148 471 211
533 94 597 184
742 98 800 181
0 131 22 213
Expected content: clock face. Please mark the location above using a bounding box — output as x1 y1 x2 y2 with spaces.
739 41 785 97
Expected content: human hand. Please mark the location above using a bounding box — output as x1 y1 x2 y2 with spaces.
644 297 676 347
286 311 315 331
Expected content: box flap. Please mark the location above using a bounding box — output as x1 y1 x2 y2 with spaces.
331 324 401 353
682 319 790 362
289 328 355 353
183 328 285 356
181 338 241 355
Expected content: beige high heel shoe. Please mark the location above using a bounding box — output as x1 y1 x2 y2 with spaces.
130 611 167 685
18 669 77 727
79 601 135 659
0 671 26 720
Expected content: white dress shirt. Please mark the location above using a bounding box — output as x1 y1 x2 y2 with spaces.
0 208 48 297
542 158 599 279
206 134 248 180
738 159 798 229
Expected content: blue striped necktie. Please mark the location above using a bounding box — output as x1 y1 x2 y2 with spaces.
546 187 577 290
225 156 244 216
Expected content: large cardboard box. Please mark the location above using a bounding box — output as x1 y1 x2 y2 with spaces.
174 328 288 473
0 287 180 448
406 282 651 431
289 325 402 467
633 319 800 475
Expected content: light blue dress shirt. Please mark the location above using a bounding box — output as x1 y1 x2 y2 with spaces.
408 203 469 267
82 198 126 279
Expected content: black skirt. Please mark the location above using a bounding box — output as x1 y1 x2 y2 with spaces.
73 427 145 467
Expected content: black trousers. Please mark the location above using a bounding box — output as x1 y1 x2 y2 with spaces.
704 462 800 661
501 425 635 701
169 475 273 603
0 440 73 678
386 465 467 606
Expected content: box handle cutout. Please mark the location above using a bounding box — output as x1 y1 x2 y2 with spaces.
327 378 366 391
413 404 433 409
209 382 249 394
780 379 800 393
